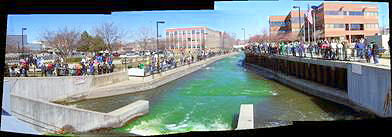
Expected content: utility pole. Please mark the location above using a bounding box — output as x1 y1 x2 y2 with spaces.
307 4 310 43
156 21 165 73
312 6 317 42
22 28 27 53
293 6 304 42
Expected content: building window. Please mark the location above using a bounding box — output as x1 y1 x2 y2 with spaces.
192 30 195 34
188 38 191 41
270 22 288 26
278 30 289 33
290 17 305 24
183 31 186 35
174 31 177 35
365 24 379 29
325 11 344 15
348 11 364 16
196 30 200 34
166 32 169 35
188 31 191 34
365 12 378 16
350 24 364 30
326 24 345 28
345 24 350 30
201 30 204 34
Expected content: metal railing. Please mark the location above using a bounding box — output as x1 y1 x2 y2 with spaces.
245 45 385 63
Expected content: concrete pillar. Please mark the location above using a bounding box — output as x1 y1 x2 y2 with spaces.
311 64 316 81
323 66 328 86
316 65 322 83
299 62 303 79
336 68 345 91
295 62 299 78
330 67 336 88
304 63 309 80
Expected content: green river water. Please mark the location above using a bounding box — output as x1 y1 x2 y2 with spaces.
71 53 366 136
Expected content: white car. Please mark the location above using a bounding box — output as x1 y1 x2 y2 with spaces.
120 52 140 58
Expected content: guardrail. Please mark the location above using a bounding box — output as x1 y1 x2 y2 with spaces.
245 46 388 63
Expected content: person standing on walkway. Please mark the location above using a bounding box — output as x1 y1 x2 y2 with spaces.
371 41 379 64
365 42 372 63
336 41 343 60
330 40 337 60
89 62 94 75
298 41 304 57
9 65 18 77
355 40 365 60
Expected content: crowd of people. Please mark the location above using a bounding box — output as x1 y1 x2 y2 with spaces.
7 52 115 77
131 48 234 75
7 48 237 77
245 38 384 64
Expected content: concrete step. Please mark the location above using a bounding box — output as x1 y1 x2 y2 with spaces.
236 104 254 130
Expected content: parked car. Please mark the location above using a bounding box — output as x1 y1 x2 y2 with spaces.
113 52 120 57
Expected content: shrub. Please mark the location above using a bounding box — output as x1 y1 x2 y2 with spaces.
65 57 82 63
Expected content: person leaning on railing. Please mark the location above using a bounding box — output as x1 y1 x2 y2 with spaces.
336 41 343 60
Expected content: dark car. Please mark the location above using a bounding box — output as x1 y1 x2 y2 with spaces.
113 52 120 57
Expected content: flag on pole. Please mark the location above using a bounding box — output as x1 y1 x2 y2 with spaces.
306 9 313 24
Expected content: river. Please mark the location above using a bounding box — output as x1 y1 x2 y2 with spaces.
71 52 368 135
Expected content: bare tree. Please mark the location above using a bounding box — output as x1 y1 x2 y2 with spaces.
41 27 80 59
136 27 154 50
94 22 125 51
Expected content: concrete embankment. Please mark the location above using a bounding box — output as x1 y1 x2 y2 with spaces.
60 52 240 103
4 71 148 133
245 54 392 117
5 71 129 102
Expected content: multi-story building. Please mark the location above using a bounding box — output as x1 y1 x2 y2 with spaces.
166 26 233 49
313 2 379 42
6 35 27 47
269 2 379 42
269 11 306 41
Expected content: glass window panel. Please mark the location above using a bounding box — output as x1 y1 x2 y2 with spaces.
325 11 343 15
349 11 364 16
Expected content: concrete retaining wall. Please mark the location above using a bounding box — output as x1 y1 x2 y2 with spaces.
4 71 128 101
347 63 392 117
246 63 357 111
10 94 148 133
246 54 392 117
91 71 129 88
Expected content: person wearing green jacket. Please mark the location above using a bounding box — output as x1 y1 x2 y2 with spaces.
279 42 284 55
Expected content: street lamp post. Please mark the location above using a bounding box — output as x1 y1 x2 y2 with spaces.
22 28 27 53
156 21 165 73
293 6 304 42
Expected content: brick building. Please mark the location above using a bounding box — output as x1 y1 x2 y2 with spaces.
269 10 306 41
269 2 380 42
166 26 234 49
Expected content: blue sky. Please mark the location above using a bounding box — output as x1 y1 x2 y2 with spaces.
7 0 389 43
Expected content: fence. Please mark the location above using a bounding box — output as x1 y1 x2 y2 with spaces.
247 46 385 63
